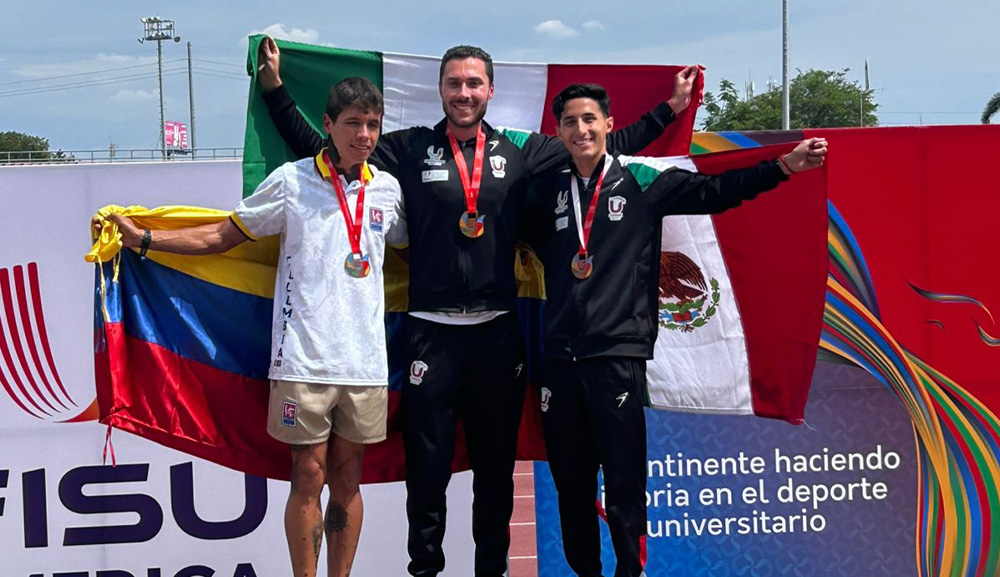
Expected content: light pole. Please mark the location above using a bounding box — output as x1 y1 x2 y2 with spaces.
187 41 196 157
781 0 790 130
139 17 180 159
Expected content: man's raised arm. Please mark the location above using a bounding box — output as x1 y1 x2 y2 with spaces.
643 137 829 216
257 37 324 159
511 65 701 177
257 37 407 173
607 65 699 154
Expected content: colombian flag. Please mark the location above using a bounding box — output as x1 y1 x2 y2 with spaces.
88 206 547 482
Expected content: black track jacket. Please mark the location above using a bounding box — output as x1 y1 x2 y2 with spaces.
520 154 788 361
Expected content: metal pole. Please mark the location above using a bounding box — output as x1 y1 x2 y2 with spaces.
781 0 790 130
157 38 166 159
187 41 196 158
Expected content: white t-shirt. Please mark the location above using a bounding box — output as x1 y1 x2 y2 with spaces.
232 157 406 386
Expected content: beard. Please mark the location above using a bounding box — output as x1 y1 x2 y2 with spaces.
442 99 489 129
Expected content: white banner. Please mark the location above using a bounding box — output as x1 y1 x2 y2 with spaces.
0 161 475 576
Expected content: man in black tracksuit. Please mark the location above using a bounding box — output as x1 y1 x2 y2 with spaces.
520 83 827 577
255 39 700 576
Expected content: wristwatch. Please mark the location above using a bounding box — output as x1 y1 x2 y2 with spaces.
139 229 152 258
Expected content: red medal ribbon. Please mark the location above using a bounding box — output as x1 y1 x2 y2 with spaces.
571 156 610 258
447 127 486 216
320 149 367 258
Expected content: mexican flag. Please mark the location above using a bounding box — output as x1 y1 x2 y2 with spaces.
639 147 828 423
242 35 702 197
238 36 828 425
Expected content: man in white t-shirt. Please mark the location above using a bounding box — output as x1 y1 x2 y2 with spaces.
110 77 406 577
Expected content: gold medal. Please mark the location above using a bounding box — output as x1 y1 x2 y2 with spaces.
449 128 487 240
458 211 485 238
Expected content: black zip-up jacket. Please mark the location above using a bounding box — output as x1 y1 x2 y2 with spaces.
262 86 675 313
520 154 788 361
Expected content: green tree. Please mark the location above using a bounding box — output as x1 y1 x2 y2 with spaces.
702 69 878 131
982 92 1000 124
0 131 68 163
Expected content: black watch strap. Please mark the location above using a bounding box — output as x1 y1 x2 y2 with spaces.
139 229 152 258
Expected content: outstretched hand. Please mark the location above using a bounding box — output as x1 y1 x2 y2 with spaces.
106 214 143 249
780 138 828 174
667 65 701 115
257 36 282 92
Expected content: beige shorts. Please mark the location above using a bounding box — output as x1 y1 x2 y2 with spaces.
266 380 388 445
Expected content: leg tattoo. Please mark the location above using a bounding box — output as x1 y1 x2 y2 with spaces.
325 500 349 533
311 514 324 560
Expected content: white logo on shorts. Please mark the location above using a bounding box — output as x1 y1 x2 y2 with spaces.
281 401 297 427
540 387 552 413
409 360 429 385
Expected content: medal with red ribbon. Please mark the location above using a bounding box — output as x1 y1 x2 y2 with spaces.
448 128 486 238
316 149 371 278
570 155 612 280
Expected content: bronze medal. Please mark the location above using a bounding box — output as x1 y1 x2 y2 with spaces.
571 252 593 280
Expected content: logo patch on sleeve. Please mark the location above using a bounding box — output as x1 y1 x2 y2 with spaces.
282 401 297 427
369 207 384 232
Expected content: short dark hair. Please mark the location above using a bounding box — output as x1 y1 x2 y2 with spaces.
551 83 611 122
326 77 384 122
439 45 494 84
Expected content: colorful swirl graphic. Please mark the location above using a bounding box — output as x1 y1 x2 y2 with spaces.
691 132 1000 576
907 283 996 325
974 322 1000 347
824 201 1000 577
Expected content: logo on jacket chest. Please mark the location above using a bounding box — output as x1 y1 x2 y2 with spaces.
424 146 445 166
369 207 384 232
608 195 627 221
490 155 506 178
555 190 569 215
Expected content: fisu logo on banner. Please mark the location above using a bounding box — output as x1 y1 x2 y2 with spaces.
0 262 95 423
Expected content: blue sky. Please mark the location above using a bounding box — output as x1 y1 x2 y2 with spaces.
1 1 997 151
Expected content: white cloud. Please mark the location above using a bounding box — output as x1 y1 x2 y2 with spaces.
534 20 579 39
110 89 158 102
582 20 606 31
246 23 321 45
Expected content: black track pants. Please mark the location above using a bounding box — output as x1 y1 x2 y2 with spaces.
540 357 648 577
402 314 527 577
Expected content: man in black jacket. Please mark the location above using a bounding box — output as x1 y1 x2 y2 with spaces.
520 83 827 577
256 37 699 577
